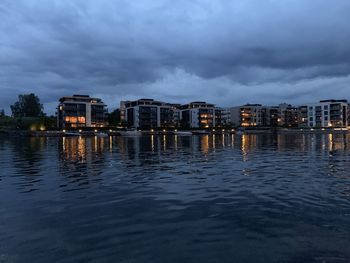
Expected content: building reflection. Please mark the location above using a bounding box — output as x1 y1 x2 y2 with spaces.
4 133 350 194
201 135 210 154
327 133 348 152
58 133 350 166
60 136 108 163
55 136 112 191
114 134 239 164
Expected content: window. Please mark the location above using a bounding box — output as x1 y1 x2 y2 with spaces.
309 117 313 121
324 116 328 121
324 111 328 116
324 105 328 110
64 116 85 124
309 106 313 111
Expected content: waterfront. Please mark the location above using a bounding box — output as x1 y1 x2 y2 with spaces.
1 134 350 262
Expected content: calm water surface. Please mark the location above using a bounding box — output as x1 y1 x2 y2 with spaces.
1 134 350 263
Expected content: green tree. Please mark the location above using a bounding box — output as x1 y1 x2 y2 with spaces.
108 108 120 126
0 109 5 117
11 93 44 117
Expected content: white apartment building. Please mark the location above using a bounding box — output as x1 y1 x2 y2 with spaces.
179 102 218 128
57 95 107 128
306 100 348 128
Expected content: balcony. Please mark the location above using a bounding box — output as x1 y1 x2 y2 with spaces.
330 105 341 111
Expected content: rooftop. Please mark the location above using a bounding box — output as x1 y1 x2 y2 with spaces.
59 95 104 104
319 99 348 103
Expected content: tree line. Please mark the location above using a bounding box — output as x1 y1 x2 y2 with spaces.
0 93 56 131
10 93 45 117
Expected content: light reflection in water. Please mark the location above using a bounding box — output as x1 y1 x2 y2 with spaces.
201 135 209 154
58 133 350 164
61 136 108 162
241 134 249 162
174 135 178 151
151 135 155 152
163 135 166 150
212 134 216 150
109 136 113 152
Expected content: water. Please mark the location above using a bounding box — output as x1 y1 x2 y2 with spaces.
1 134 350 263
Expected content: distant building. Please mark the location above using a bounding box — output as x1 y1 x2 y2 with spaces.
179 101 220 128
229 103 299 128
120 101 127 123
267 107 279 127
221 108 232 126
215 108 223 127
277 103 299 128
298 106 308 128
304 100 348 128
173 107 181 127
57 95 108 128
230 104 267 127
229 107 241 127
120 99 177 129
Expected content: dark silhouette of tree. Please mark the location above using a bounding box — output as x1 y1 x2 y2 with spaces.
107 108 120 126
0 109 5 117
11 93 44 117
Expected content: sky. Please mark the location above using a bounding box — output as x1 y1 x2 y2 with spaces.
1 0 350 115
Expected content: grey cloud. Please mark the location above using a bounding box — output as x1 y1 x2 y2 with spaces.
0 0 350 114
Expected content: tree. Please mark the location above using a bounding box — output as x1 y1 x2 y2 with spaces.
108 108 120 126
11 93 44 117
0 109 4 117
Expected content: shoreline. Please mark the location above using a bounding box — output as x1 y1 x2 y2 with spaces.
1 128 349 138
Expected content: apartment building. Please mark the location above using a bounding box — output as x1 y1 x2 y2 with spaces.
230 104 267 127
229 103 299 128
57 95 108 128
120 99 177 129
119 98 349 129
298 106 309 128
179 101 221 128
305 100 348 128
221 108 232 126
215 108 223 127
277 103 299 128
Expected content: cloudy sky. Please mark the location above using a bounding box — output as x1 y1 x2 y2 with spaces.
1 0 350 115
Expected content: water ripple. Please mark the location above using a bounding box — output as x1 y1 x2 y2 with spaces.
1 134 350 262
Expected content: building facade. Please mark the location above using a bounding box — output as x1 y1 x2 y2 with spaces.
57 95 107 128
298 106 309 128
230 104 267 127
119 98 349 129
277 103 299 128
179 101 219 128
120 99 177 129
229 103 299 128
305 100 348 128
221 108 232 126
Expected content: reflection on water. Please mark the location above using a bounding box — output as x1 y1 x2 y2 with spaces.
1 133 350 263
61 136 107 163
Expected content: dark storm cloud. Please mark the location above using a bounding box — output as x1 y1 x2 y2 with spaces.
0 0 350 114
